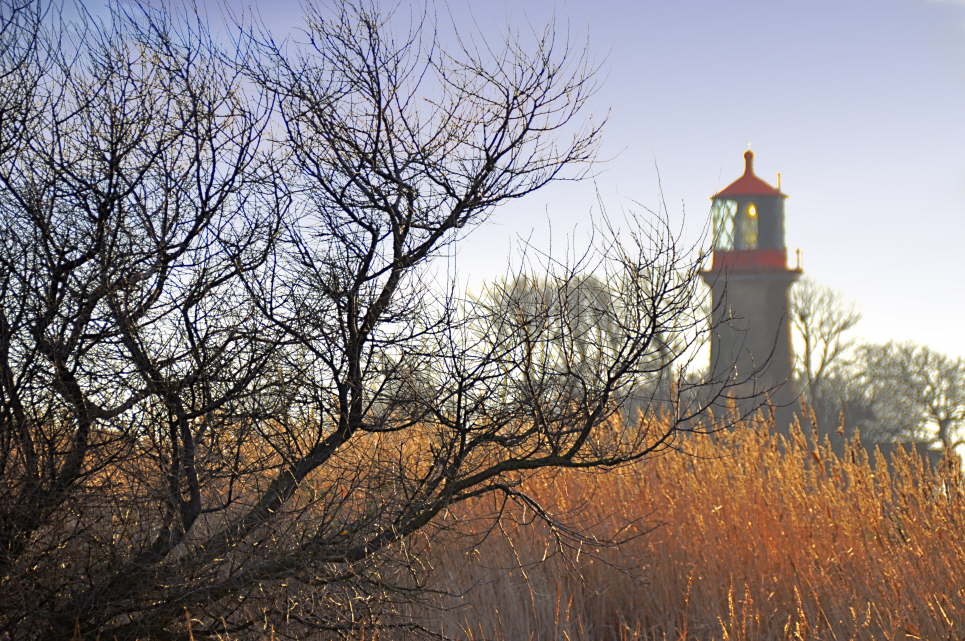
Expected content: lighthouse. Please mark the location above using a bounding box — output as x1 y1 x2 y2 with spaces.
702 151 801 420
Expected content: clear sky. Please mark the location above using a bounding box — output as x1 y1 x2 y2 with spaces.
198 0 965 358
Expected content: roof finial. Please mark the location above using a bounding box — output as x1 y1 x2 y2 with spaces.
743 149 754 175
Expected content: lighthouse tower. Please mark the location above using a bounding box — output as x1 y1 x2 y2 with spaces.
702 151 801 419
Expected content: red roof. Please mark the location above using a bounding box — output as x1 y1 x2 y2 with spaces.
713 150 786 199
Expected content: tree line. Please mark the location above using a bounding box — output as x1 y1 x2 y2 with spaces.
792 278 964 455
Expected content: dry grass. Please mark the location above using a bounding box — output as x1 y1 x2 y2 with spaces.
405 424 964 641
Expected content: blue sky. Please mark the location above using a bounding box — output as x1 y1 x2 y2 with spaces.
440 0 965 358
180 0 965 358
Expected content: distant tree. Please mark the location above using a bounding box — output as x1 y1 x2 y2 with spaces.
790 278 861 399
477 263 697 424
0 2 716 639
789 281 962 458
789 278 863 431
854 342 965 454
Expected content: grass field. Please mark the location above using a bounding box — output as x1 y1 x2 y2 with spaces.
406 423 964 641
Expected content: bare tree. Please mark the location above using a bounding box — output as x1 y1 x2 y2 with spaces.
854 342 965 454
0 2 283 637
786 277 875 438
790 278 861 401
0 2 714 639
788 280 961 460
480 263 690 423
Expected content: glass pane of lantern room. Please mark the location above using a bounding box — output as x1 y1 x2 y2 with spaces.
711 200 736 250
738 202 758 250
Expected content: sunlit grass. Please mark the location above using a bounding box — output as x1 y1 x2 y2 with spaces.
60 415 963 640
409 421 963 641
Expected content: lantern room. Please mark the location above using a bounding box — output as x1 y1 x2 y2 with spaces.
708 150 789 272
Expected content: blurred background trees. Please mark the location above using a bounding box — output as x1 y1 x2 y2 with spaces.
853 342 964 453
790 277 862 419
791 278 963 457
